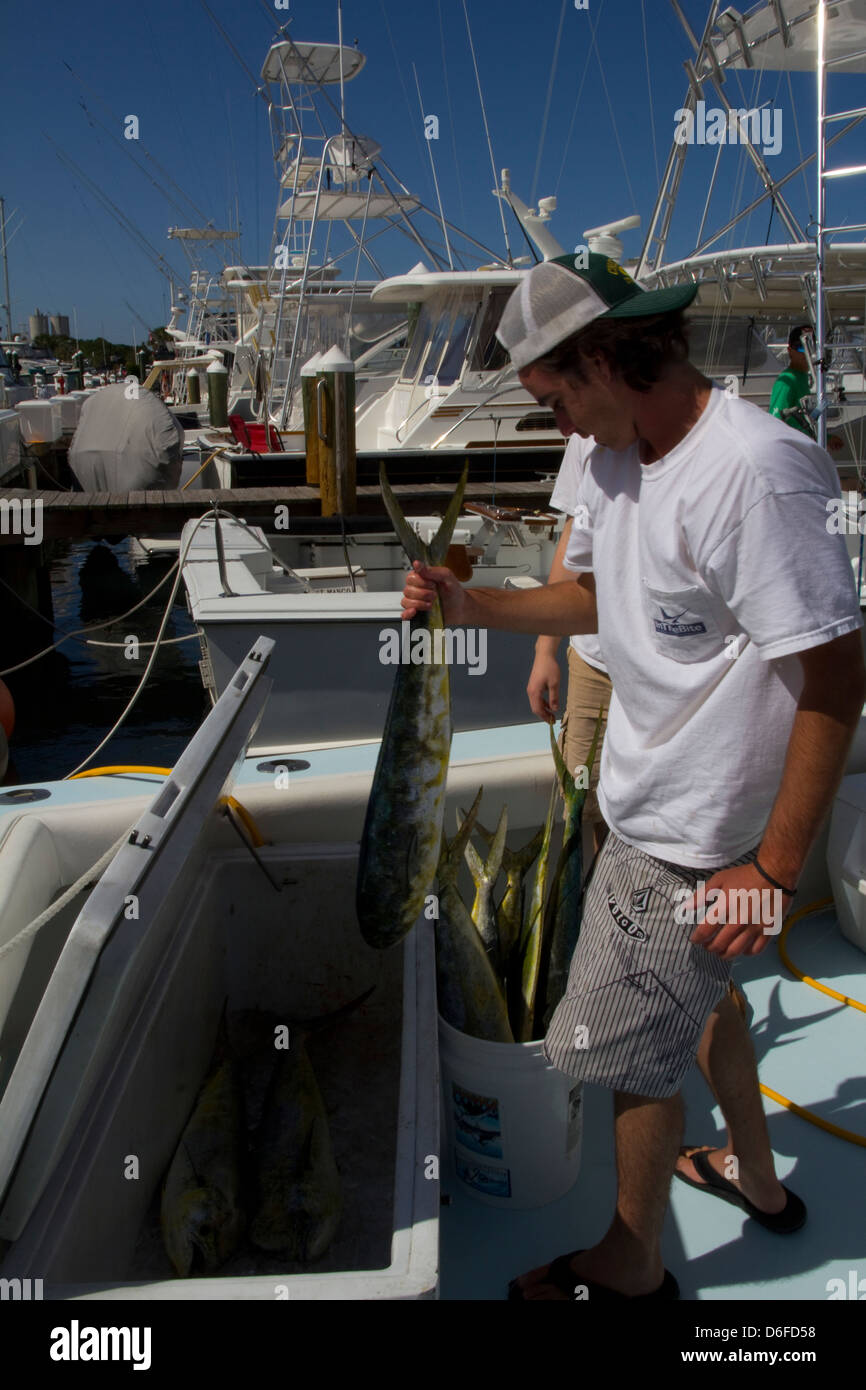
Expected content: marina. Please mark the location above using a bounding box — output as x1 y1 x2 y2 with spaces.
1 0 865 1346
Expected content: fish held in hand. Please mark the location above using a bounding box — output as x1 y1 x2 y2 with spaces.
357 463 468 949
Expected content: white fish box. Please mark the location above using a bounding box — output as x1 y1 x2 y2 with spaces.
15 399 63 444
0 409 21 482
50 395 82 435
0 638 439 1299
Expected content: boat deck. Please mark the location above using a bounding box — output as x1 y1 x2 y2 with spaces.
440 903 865 1302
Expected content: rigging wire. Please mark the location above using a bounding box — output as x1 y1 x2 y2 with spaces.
530 0 568 211
589 12 638 215
554 0 605 196
640 0 661 190
412 62 453 270
438 0 467 230
62 62 213 229
461 0 512 265
378 0 432 202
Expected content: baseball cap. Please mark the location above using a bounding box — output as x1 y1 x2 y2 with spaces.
495 251 700 370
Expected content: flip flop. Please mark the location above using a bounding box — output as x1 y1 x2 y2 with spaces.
508 1249 679 1301
674 1146 806 1233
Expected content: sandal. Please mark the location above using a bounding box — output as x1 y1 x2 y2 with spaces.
508 1249 679 1301
674 1146 806 1233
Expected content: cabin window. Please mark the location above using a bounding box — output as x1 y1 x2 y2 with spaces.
471 289 513 372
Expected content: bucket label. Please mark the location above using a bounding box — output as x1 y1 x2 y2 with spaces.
566 1084 583 1156
455 1153 512 1200
451 1085 502 1158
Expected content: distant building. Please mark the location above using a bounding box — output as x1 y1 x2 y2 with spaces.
49 314 70 337
29 309 49 340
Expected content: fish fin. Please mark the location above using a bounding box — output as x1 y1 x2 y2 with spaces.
294 985 376 1037
428 462 469 565
446 787 483 873
515 824 544 874
461 829 484 886
549 721 576 800
485 806 508 885
379 463 430 564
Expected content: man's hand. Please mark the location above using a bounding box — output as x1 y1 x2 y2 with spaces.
400 560 471 624
684 863 792 960
527 649 562 720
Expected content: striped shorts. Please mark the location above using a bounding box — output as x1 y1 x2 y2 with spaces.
542 831 757 1098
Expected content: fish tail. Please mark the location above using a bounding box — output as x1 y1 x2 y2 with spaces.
441 786 483 880
297 985 376 1037
378 460 469 567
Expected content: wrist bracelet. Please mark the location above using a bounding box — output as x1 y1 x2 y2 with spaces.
753 856 797 897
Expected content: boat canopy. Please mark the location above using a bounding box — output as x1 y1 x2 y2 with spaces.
641 242 866 314
372 270 523 304
67 383 184 492
260 40 366 85
706 0 866 74
277 191 421 222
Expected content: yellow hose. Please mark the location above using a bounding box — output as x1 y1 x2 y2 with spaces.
758 897 866 1147
67 766 267 849
68 766 173 778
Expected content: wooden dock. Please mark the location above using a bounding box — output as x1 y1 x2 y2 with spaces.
0 480 556 546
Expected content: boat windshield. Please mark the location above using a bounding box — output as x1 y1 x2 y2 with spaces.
401 292 478 387
689 317 777 380
471 289 512 372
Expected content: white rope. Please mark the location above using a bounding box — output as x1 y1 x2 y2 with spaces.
0 827 131 965
461 0 513 265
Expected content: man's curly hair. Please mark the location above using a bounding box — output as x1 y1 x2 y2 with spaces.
534 309 692 393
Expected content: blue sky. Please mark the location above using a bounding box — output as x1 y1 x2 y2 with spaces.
2 0 863 343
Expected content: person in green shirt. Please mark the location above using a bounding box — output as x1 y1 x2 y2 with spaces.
768 324 814 436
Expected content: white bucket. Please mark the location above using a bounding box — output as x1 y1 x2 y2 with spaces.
438 1014 583 1208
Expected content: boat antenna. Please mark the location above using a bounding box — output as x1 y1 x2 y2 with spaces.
461 0 513 265
337 0 347 139
412 63 454 270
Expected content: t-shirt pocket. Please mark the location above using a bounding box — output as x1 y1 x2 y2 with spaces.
642 582 726 664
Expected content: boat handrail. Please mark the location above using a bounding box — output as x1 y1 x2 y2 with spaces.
429 384 544 451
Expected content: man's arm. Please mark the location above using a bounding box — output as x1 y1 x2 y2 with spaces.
691 630 866 958
401 560 597 637
528 516 574 719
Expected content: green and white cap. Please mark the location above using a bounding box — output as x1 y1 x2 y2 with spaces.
495 252 699 370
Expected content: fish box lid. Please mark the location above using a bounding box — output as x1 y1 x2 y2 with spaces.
0 637 275 1239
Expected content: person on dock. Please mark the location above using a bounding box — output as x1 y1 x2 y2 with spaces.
401 252 865 1301
768 324 815 436
527 430 611 854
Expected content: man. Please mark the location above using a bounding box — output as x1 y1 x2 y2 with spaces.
768 324 814 436
401 253 865 1301
527 431 612 853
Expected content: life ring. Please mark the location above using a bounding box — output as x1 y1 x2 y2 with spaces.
0 677 15 738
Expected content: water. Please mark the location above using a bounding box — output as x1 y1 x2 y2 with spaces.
2 538 208 787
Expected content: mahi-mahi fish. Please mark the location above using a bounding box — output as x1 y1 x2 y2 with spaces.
356 463 468 949
435 789 514 1042
460 802 508 974
475 819 544 982
538 714 602 1029
514 778 559 1042
248 988 373 1260
160 1014 245 1278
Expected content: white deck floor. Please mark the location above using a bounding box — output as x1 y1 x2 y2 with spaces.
440 905 865 1301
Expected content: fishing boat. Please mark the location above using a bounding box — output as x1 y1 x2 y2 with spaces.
0 631 864 1298
179 504 565 751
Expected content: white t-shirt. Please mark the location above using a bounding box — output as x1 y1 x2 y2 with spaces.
564 386 862 866
549 434 608 673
